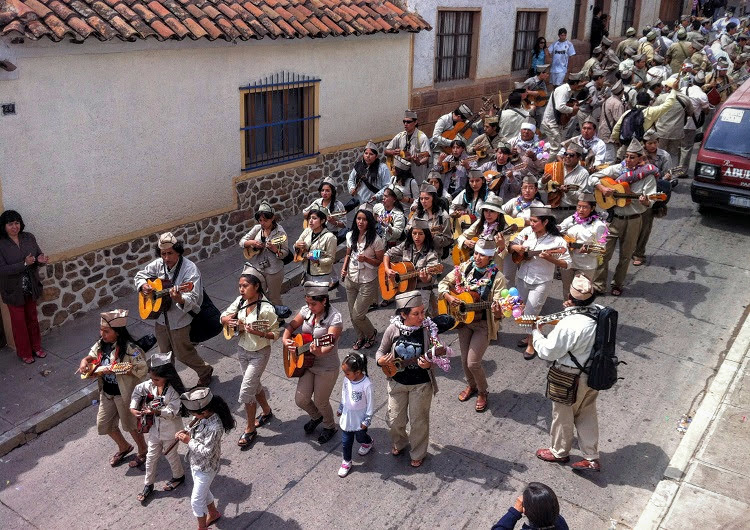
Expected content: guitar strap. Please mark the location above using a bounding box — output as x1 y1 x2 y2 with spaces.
161 256 184 351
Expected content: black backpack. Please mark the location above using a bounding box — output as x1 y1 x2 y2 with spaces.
619 108 645 144
570 307 624 391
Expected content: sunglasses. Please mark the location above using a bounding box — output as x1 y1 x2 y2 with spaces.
403 119 416 124
563 152 578 157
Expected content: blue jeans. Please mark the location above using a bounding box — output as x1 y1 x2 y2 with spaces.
341 429 372 462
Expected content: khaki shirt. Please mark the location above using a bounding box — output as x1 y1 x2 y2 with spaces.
295 228 337 277
87 340 148 400
590 163 658 216
220 295 279 352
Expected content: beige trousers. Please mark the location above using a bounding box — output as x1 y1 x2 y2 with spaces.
594 213 641 291
457 319 490 393
264 269 284 306
344 277 378 340
387 380 433 461
154 323 212 380
633 208 654 260
295 369 339 429
550 369 600 460
145 438 184 486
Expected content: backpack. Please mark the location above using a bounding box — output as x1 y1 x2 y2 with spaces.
570 307 624 391
619 108 645 144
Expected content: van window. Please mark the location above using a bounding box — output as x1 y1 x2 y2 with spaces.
704 107 750 157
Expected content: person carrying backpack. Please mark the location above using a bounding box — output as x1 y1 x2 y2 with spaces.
611 89 679 160
532 274 620 472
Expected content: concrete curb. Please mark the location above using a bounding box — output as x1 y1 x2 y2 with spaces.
0 241 347 458
634 311 750 529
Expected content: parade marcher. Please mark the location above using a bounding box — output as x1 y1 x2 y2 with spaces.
501 176 545 228
679 71 710 168
598 80 626 163
654 77 693 165
336 352 375 478
451 169 499 219
430 104 480 165
599 36 621 84
435 139 471 197
383 217 441 315
591 138 658 296
492 482 569 530
385 110 431 185
558 193 607 297
374 185 407 249
533 274 603 472
412 182 453 259
507 206 571 359
347 140 391 210
479 142 524 204
631 54 649 88
456 195 509 268
647 54 672 84
130 352 187 504
283 281 343 444
638 30 658 63
580 47 602 79
176 388 235 530
0 209 49 364
341 204 384 350
522 64 551 127
239 200 290 306
544 143 594 222
611 89 679 159
468 115 504 166
135 233 212 387
577 69 606 126
303 177 347 242
294 207 338 289
667 27 693 73
541 72 587 153
439 238 507 412
376 290 447 468
560 119 608 168
616 27 639 59
426 171 453 211
219 265 278 449
78 310 148 468
499 91 531 141
549 28 576 87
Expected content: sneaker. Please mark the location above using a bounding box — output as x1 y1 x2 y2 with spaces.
338 460 351 478
358 440 374 456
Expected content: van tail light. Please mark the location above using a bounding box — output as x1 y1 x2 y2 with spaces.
696 163 719 180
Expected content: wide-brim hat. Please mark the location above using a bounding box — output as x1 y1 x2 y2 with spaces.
101 309 128 328
180 388 213 411
480 195 504 214
395 290 423 310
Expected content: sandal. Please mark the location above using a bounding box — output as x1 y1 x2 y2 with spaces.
137 484 154 504
363 331 377 349
129 452 147 468
163 475 185 491
380 299 393 308
206 513 222 527
516 338 529 348
255 411 274 428
410 458 424 468
109 445 133 467
611 286 623 297
458 386 478 402
475 392 488 412
238 430 257 450
632 258 645 266
391 446 403 456
352 337 365 351
22 357 35 364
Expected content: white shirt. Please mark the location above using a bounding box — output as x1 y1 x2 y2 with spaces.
502 197 545 221
681 85 710 130
532 306 600 368
513 227 571 285
558 215 608 270
549 40 576 73
338 376 374 431
345 233 385 284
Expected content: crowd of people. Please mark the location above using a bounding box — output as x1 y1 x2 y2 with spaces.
3 9 748 529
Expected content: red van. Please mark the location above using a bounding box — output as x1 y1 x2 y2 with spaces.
691 78 750 213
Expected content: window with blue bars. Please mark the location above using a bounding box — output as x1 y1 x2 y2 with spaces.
240 72 320 171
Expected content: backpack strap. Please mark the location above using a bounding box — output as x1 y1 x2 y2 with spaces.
568 309 599 373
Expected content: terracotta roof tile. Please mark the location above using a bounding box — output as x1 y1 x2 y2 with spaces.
0 0 431 42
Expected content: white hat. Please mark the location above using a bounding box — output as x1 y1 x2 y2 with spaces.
395 290 423 310
180 388 213 411
101 309 128 328
158 232 177 250
570 274 594 300
241 264 268 292
475 238 497 257
364 140 378 152
520 121 537 132
304 281 329 297
148 351 173 369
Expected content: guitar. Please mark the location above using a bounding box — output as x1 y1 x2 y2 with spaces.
381 356 420 377
451 209 476 239
387 150 431 174
302 211 347 230
511 247 566 265
79 360 133 380
439 97 494 153
563 235 605 255
292 235 329 263
243 234 287 260
378 262 444 300
451 221 522 265
523 89 548 109
515 307 593 329
486 162 530 192
440 155 478 174
705 74 748 106
437 290 496 325
283 333 335 378
594 178 668 210
138 279 195 320
136 391 163 434
222 319 271 340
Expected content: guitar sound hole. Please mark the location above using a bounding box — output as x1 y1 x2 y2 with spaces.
459 303 467 314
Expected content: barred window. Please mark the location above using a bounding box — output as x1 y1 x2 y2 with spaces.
240 72 320 171
622 0 636 36
512 11 543 72
435 10 475 82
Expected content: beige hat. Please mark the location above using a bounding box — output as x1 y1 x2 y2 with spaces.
395 290 423 310
303 281 329 297
148 351 173 369
310 205 330 218
474 238 497 257
420 182 437 194
611 80 624 95
623 46 636 57
643 129 659 142
652 54 665 64
662 76 678 89
627 137 645 154
690 39 703 49
364 140 378 152
480 195 504 214
321 176 336 188
158 232 177 250
522 175 538 186
591 68 606 78
255 200 274 220
404 109 418 120
484 115 500 126
565 142 585 156
536 64 550 73
601 36 613 46
358 202 374 213
411 217 431 231
593 45 603 55
570 273 594 300
468 169 484 180
680 15 691 22
626 27 636 37
677 27 687 39
101 309 128 328
647 30 657 41
568 71 585 82
180 388 213 411
385 184 404 201
632 53 645 62
427 170 443 183
578 192 596 203
457 104 472 118
514 81 526 90
529 206 554 217
241 263 268 292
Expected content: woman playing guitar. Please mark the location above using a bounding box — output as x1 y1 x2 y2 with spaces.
411 182 453 260
373 185 407 249
500 176 545 284
294 207 338 289
456 195 510 268
438 238 507 412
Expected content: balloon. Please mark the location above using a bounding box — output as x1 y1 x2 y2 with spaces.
508 287 519 297
500 289 509 298
503 309 512 318
512 307 524 318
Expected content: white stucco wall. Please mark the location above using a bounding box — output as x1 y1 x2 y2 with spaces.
0 33 410 255
410 0 578 89
608 0 662 38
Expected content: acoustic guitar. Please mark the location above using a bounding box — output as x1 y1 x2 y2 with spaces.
523 89 548 110
594 178 667 210
440 155 478 174
243 235 287 260
380 356 420 377
138 279 194 320
451 220 522 265
511 247 566 265
283 333 335 378
439 97 494 153
515 307 593 329
485 162 530 193
563 235 605 255
386 150 431 174
451 209 476 239
378 262 444 300
302 211 347 230
163 416 200 456
79 359 133 380
437 290 496 325
222 319 271 340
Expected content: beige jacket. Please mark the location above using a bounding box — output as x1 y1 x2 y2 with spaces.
87 340 148 399
295 227 337 277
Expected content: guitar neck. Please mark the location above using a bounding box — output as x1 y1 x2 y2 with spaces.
399 267 440 281
463 300 494 311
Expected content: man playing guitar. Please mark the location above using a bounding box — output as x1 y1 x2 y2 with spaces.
385 110 431 184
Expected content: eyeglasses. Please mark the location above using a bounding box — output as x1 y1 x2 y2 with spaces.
403 119 415 124
563 152 578 158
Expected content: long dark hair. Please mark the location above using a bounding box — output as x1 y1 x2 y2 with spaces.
394 167 414 187
154 241 185 258
427 176 450 211
523 482 560 529
240 274 266 299
354 149 381 180
463 175 488 202
307 294 331 321
198 395 236 433
476 207 507 233
383 188 405 213
405 225 435 253
149 362 188 396
0 210 25 238
538 215 563 237
107 326 138 361
318 181 338 206
532 36 547 56
349 209 377 250
416 190 448 218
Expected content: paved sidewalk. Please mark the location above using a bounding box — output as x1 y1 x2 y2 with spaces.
635 308 750 529
0 211 336 457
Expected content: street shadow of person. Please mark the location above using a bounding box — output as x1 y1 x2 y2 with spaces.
222 510 303 529
616 323 658 358
624 279 710 322
490 389 552 434
567 441 669 489
646 253 726 282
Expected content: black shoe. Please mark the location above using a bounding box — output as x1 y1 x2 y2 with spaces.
137 484 154 505
328 281 340 291
523 351 537 361
318 427 337 444
368 303 379 312
303 416 323 434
